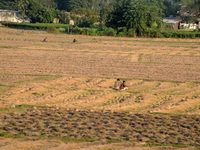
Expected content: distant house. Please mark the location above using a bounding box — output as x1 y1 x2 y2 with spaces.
69 20 74 25
163 17 182 30
180 23 197 29
53 18 59 23
197 18 200 29
0 10 30 23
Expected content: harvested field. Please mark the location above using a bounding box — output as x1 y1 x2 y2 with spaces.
1 76 200 114
0 27 200 149
0 28 200 82
1 107 200 147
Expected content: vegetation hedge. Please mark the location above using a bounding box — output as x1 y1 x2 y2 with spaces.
47 26 60 34
72 27 200 38
2 22 200 38
72 26 117 36
161 30 200 38
1 22 70 30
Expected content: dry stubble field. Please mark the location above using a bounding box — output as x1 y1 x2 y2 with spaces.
0 27 200 149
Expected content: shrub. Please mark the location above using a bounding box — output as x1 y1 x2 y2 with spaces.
161 31 173 38
47 26 60 34
72 27 98 36
117 27 127 37
58 28 66 32
97 30 105 36
72 26 117 36
1 22 70 30
72 26 83 34
160 30 200 39
102 27 117 36
78 20 93 28
127 28 136 37
145 29 163 38
82 28 98 36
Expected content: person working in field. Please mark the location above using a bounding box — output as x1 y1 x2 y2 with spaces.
73 39 78 43
114 79 121 90
120 81 128 91
43 37 47 42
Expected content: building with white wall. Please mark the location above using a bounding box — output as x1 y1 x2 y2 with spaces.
0 10 30 23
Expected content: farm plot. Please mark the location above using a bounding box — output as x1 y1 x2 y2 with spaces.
1 76 200 114
0 27 200 149
1 107 200 147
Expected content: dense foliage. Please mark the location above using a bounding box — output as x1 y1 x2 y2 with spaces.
1 22 69 29
0 0 199 37
105 0 165 36
3 22 200 38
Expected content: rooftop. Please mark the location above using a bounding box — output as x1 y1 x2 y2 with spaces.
0 9 20 13
163 17 182 24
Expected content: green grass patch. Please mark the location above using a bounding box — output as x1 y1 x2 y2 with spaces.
0 104 32 113
32 92 44 97
15 74 62 84
0 132 124 144
185 105 200 113
0 74 62 96
146 143 198 149
0 84 14 95
0 104 54 116
102 94 132 106
126 91 140 95
187 82 199 88
2 22 70 30
0 132 25 138
0 46 15 48
3 22 200 39
138 54 144 62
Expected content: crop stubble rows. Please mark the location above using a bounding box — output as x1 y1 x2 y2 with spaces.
1 76 200 114
0 28 200 82
1 28 200 113
0 28 200 148
1 107 200 147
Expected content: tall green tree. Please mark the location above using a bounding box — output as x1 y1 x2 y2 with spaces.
99 0 115 23
70 8 99 25
180 0 200 23
100 4 113 23
27 0 57 23
68 0 102 13
39 8 56 23
58 10 69 23
27 0 42 22
68 0 88 11
0 0 15 10
163 0 181 17
34 0 57 9
14 0 29 18
105 0 164 35
54 0 70 11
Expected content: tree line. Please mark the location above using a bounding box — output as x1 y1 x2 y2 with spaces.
0 0 199 36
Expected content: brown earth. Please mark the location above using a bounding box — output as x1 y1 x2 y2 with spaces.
0 28 200 82
1 107 200 148
0 137 197 150
0 27 200 149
